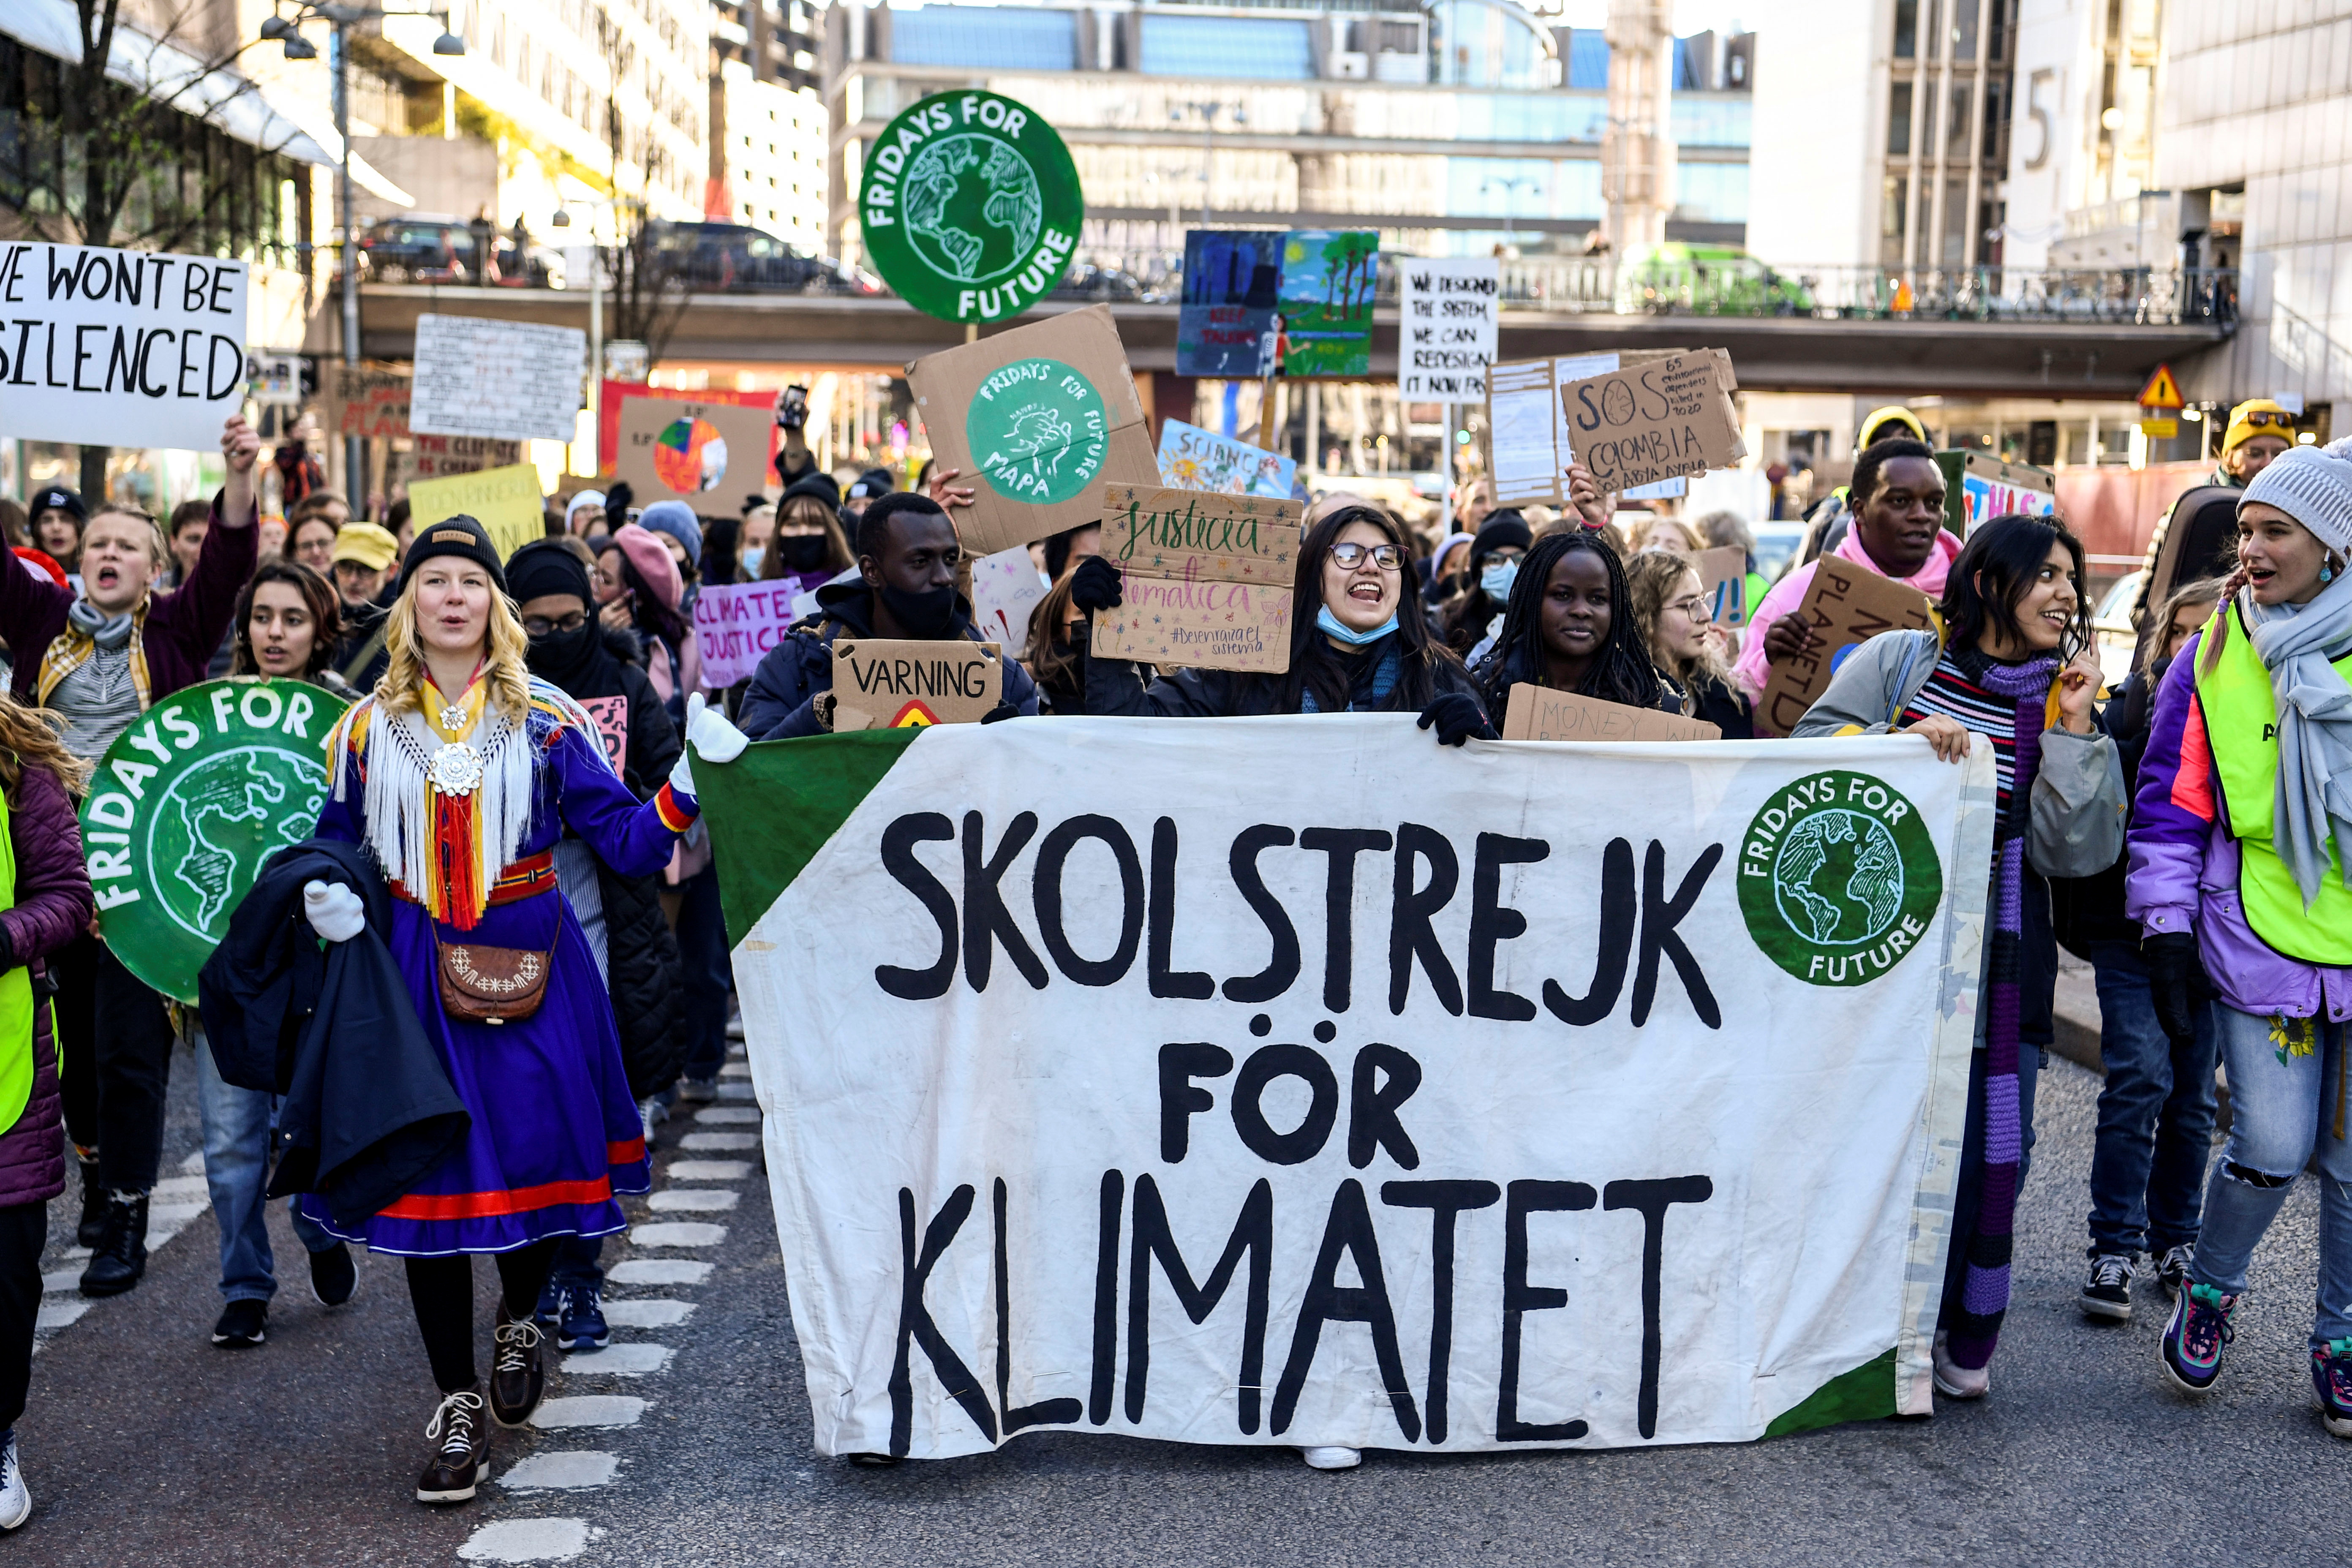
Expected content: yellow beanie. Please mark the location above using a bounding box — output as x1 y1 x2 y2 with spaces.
2221 399 2297 455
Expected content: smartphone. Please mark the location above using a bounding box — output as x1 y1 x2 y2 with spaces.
777 385 808 431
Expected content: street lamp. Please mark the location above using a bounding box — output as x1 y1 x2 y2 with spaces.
263 2 464 506
1171 101 1245 228
1480 174 1543 253
550 199 613 471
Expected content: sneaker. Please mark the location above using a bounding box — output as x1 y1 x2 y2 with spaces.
1931 1330 1990 1399
2080 1253 2136 1323
2161 1282 2238 1393
308 1242 357 1309
77 1194 148 1297
557 1283 610 1353
533 1277 565 1334
847 1452 900 1467
0 1429 28 1530
676 1078 718 1105
210 1298 268 1348
416 1389 488 1503
488 1309 546 1427
2312 1339 2352 1438
73 1157 105 1249
1299 1446 1362 1470
2154 1243 2196 1298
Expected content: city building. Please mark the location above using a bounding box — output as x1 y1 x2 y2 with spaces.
710 0 823 91
713 57 829 250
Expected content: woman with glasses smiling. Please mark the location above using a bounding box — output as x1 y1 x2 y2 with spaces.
1624 550 1754 737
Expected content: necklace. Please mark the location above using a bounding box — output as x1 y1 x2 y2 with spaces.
426 738 485 796
436 702 471 733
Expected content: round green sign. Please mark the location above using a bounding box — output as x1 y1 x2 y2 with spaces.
859 90 1083 324
82 678 351 1004
1735 769 1944 988
967 357 1109 504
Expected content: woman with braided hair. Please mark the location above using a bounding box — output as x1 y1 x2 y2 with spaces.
1469 528 1675 729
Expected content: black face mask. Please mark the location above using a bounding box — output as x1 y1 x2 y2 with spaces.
778 534 832 572
879 582 957 638
527 617 602 687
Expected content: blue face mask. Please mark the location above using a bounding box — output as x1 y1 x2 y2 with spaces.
740 545 765 577
1317 604 1398 646
1481 559 1519 599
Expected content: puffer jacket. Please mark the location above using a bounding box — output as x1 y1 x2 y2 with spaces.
0 762 98 1206
736 581 1040 740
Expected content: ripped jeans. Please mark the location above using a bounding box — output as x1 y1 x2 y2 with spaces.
2189 1004 2352 1350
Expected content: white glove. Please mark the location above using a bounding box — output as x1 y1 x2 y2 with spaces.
669 691 750 800
302 879 365 944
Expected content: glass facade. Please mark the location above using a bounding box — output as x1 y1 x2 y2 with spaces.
1879 0 2014 267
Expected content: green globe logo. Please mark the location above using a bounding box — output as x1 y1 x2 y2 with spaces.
902 135 1042 286
148 746 329 942
1736 769 1943 987
967 357 1108 505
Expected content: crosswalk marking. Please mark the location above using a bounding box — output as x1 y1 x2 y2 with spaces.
499 1452 621 1490
600 1299 694 1329
528 1396 647 1430
678 1132 757 1152
456 1516 595 1562
559 1343 672 1376
716 1081 754 1101
35 1300 90 1331
40 1269 79 1295
693 1106 760 1124
664 1160 751 1181
646 1189 738 1212
719 1062 751 1078
607 1258 712 1286
626 1222 726 1248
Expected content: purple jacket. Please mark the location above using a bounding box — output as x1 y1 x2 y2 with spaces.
0 762 98 1208
2124 629 2352 1022
0 495 258 708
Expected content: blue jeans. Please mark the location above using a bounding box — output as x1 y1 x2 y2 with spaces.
196 1033 334 1304
2190 1005 2352 1350
2085 940 2219 1257
550 1234 604 1291
677 860 733 1083
1938 1043 2043 1328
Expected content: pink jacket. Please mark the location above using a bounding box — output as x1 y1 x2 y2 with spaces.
1731 524 1963 732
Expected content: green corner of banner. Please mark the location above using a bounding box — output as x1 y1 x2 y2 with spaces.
698 728 926 949
1761 1348 1899 1440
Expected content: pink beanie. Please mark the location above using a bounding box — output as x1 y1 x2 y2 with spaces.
611 523 683 611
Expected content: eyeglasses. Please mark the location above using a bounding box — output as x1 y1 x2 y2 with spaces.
2239 409 2296 430
1328 542 1403 572
523 612 588 637
1663 593 1710 621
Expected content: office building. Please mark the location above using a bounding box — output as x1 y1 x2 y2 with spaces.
715 58 830 250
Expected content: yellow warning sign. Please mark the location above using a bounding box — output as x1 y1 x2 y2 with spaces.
2139 419 2178 439
2136 364 2184 410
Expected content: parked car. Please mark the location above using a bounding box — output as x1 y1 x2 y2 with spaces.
356 215 492 285
1617 243 1813 316
494 236 566 289
2093 567 2147 686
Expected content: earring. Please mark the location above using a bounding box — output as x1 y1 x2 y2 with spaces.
2324 565 2336 583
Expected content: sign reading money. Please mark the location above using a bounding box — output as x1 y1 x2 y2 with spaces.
80 678 352 1004
1091 485 1301 674
1558 351 1744 493
1498 685 1720 744
859 89 1083 325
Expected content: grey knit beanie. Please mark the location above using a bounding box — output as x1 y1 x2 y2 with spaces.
2241 436 2352 557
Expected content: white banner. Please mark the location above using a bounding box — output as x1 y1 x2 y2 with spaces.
1399 258 1498 401
410 313 585 442
0 243 247 450
717 719 1995 1459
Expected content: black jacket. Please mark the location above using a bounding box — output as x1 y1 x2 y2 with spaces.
1086 630 1485 719
736 580 1041 740
1660 667 1756 738
198 839 469 1228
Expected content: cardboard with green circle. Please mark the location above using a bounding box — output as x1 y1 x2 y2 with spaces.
905 304 1159 555
860 90 1084 325
82 679 352 1004
1736 768 1944 988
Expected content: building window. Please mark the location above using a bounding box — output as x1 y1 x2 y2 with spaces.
1946 79 1973 156
1941 177 1966 264
1953 0 1979 61
1882 174 1908 266
1888 82 1912 155
1894 0 1916 58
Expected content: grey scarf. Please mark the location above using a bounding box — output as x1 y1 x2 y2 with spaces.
2242 572 2352 905
65 597 134 651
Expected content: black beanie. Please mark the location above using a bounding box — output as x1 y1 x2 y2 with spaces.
1470 511 1533 568
506 538 593 606
397 514 510 596
30 485 86 525
781 470 841 512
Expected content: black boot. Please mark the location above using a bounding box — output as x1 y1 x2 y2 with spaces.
78 1193 147 1297
74 1156 106 1248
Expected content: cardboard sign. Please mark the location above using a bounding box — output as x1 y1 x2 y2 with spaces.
0 243 248 451
1559 351 1744 493
1755 558 1937 736
830 639 1003 730
1399 257 1498 400
1696 545 1749 627
577 694 629 773
1934 451 2058 536
906 304 1156 557
410 314 585 443
617 395 778 508
406 463 545 562
1499 684 1721 743
693 580 808 689
338 368 412 438
1090 485 1300 674
969 545 1050 651
1156 418 1296 500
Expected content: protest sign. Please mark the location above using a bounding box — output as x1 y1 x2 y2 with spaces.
1498 685 1721 743
1090 485 1300 674
410 314 585 442
1559 352 1744 494
617 395 776 506
1755 559 1938 736
828 638 1004 730
1935 451 2057 536
577 695 629 773
395 435 525 487
81 678 351 1004
1277 231 1378 378
338 367 412 438
0 243 247 451
1696 545 1748 627
693 579 814 689
1156 419 1296 500
406 463 546 561
1485 359 1565 507
906 304 1155 556
970 545 1050 651
1176 231 1283 378
698 717 1995 1458
599 381 777 485
1399 258 1498 400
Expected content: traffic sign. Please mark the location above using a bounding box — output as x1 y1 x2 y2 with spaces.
2139 418 2179 439
2136 363 2184 410
858 90 1083 327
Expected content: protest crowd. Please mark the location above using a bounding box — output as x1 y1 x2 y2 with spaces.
0 370 2341 1529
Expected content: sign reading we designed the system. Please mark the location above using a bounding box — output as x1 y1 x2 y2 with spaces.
1399 257 1498 401
0 244 247 451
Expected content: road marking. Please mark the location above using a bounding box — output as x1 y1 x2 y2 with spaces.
694 1107 759 1124
457 1517 595 1561
529 1396 647 1429
647 1189 738 1212
40 1270 79 1295
719 1062 751 1078
627 1222 726 1248
500 1452 621 1490
35 1300 90 1331
665 1160 751 1181
716 1081 754 1101
145 1203 209 1245
607 1259 712 1287
178 1151 207 1175
561 1342 672 1376
678 1132 757 1152
152 1175 211 1202
602 1299 694 1328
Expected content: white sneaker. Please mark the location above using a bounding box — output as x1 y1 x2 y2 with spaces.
0 1430 31 1530
1931 1330 1990 1399
1298 1446 1361 1470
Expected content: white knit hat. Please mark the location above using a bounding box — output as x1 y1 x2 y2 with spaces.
2241 436 2352 557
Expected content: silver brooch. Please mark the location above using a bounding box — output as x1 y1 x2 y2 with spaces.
426 740 485 796
437 704 471 733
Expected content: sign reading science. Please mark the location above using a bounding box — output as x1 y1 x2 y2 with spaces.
860 90 1084 324
700 723 1998 1461
81 679 351 1004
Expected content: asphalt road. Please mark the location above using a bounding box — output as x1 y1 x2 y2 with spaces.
11 1042 2345 1568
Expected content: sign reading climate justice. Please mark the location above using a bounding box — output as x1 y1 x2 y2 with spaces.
860 90 1083 325
700 721 1996 1460
0 243 247 451
81 679 352 1004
